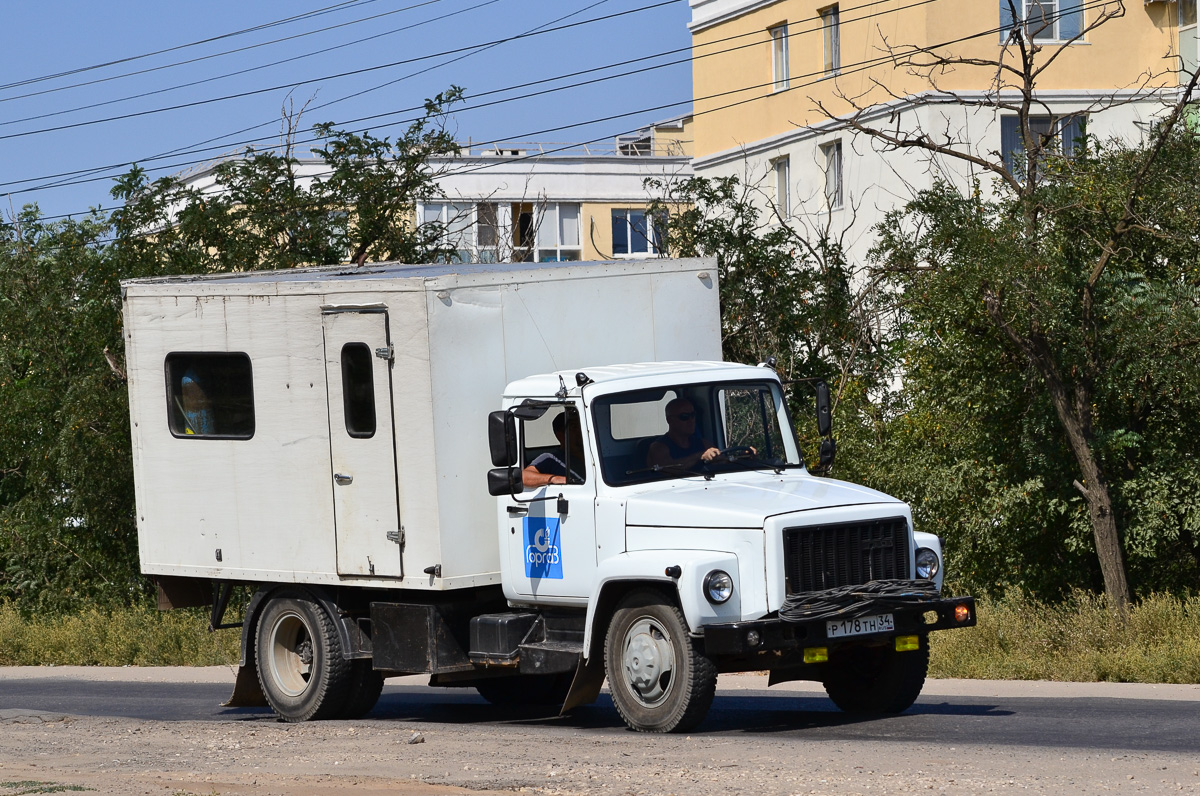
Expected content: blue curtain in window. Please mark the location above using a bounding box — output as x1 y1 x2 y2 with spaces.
999 0 1016 39
1000 115 1021 174
1059 0 1082 39
1059 115 1086 156
612 212 628 255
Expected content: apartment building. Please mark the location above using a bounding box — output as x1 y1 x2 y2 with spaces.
175 116 693 265
688 0 1190 263
421 120 692 263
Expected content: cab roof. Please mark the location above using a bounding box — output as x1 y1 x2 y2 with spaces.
503 361 780 399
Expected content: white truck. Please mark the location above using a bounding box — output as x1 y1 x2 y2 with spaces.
121 257 975 733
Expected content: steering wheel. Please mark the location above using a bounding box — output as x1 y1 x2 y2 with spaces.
717 446 756 460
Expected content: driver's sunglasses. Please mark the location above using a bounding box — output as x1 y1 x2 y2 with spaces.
672 412 696 421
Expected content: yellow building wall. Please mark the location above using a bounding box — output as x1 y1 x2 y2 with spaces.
692 0 1181 158
581 201 666 260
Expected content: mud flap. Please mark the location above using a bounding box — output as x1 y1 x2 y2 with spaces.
224 662 268 707
560 653 605 714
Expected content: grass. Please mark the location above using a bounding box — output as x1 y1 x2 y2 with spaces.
0 783 93 794
929 590 1200 683
1 592 1198 683
0 603 238 667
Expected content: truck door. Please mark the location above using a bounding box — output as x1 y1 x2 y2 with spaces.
507 404 597 600
322 308 403 578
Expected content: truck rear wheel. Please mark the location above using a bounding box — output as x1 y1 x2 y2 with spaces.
604 591 717 733
823 636 929 714
338 660 385 719
255 590 352 722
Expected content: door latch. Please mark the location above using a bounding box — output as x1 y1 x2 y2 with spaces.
334 473 353 485
375 344 394 362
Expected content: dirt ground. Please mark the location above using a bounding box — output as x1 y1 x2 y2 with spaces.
0 668 1198 796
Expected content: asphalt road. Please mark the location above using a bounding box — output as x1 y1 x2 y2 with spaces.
1 669 1197 754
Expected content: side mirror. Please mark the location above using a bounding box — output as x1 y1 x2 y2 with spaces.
818 437 837 470
488 411 518 467
487 466 523 496
815 381 832 438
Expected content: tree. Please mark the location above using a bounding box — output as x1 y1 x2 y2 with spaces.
0 90 465 611
0 209 143 611
109 88 464 273
646 174 887 458
811 3 1200 609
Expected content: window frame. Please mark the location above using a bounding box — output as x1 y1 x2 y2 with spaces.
536 202 583 262
769 24 790 91
1000 0 1083 43
821 140 844 210
771 155 791 218
820 5 841 76
611 208 666 257
339 342 377 439
1000 113 1086 175
164 351 255 441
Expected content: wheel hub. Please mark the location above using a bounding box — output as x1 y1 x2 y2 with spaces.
623 617 675 706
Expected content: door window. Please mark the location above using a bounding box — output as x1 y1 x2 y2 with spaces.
340 343 376 438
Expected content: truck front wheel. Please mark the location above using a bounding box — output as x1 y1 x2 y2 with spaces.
604 591 717 733
823 636 929 714
255 590 352 722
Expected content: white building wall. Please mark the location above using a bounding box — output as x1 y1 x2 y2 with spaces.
691 93 1171 271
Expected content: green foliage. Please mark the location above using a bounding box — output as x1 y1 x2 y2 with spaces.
108 87 463 274
0 93 463 612
930 590 1200 683
0 210 146 611
0 602 238 666
647 175 883 460
864 130 1200 600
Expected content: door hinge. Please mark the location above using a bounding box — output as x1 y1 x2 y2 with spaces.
375 344 394 362
386 527 405 546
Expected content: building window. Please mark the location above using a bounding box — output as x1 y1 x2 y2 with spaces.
537 203 582 262
165 352 255 439
772 156 791 217
1181 0 1198 74
612 209 666 256
1000 114 1086 174
769 24 790 91
1000 0 1082 42
821 6 840 75
821 141 843 210
422 202 475 263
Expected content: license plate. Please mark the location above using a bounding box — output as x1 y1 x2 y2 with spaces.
826 613 895 638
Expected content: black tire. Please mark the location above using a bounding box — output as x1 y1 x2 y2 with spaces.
338 660 385 720
604 590 717 733
255 590 352 722
823 636 929 714
475 672 574 707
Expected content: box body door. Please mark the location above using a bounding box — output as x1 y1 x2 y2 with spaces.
323 308 403 577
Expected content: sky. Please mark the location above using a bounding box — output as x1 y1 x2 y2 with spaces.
0 0 694 221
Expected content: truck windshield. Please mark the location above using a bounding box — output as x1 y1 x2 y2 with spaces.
591 380 804 486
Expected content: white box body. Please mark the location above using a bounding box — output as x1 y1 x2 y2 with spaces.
122 258 720 591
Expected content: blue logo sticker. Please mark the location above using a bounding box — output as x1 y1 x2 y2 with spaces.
523 517 563 579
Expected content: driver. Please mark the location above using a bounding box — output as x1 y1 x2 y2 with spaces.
646 398 721 470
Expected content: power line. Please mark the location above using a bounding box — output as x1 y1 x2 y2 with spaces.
0 0 380 93
0 0 927 198
25 1 1097 236
0 0 457 112
0 0 683 144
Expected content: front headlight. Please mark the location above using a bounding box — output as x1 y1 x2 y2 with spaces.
915 547 940 579
703 569 734 604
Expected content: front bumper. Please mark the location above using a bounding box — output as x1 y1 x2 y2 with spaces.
702 595 976 657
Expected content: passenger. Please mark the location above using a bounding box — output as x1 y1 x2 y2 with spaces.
522 412 586 488
646 398 720 470
179 367 215 435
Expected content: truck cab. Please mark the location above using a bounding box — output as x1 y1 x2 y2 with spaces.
485 361 975 732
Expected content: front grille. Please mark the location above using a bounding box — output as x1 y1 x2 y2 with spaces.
783 517 910 594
